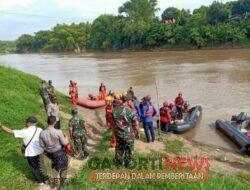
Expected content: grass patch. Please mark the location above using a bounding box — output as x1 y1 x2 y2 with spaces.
237 173 250 184
164 139 184 155
0 66 71 189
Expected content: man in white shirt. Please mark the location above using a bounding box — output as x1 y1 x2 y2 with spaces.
0 116 47 185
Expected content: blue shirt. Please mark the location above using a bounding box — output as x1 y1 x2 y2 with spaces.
133 101 141 118
140 102 157 123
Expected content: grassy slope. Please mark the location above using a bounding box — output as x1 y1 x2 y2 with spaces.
0 66 71 190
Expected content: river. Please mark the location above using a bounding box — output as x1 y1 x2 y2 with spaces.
1 49 250 151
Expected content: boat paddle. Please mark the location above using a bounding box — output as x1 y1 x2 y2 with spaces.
155 81 163 141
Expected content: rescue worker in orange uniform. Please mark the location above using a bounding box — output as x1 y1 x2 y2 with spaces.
174 92 185 119
99 82 106 100
105 96 113 129
160 102 172 132
69 81 78 105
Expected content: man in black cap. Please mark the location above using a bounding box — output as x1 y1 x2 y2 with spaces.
0 117 47 186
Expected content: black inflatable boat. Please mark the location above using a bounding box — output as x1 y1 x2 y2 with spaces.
169 105 202 133
215 118 250 153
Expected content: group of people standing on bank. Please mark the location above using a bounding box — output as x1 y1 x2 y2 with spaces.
39 80 61 129
0 116 68 187
1 80 89 188
102 85 189 167
0 79 190 187
105 88 188 144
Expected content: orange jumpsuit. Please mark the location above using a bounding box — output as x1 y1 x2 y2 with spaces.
70 84 78 105
105 102 116 148
105 104 113 129
99 90 106 100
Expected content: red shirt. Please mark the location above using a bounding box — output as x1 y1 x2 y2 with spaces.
174 97 185 106
160 107 171 122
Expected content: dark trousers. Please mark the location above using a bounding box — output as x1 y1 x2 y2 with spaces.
160 121 169 132
176 105 183 119
143 122 155 142
55 120 61 129
46 150 68 186
27 155 47 183
115 137 134 166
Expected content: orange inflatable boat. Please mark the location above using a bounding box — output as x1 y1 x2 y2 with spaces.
77 97 105 109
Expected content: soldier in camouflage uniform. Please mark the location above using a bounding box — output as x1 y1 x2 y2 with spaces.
48 80 56 101
113 96 140 167
39 80 50 112
68 107 89 159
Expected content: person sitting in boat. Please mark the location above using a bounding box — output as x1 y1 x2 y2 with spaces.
184 101 190 112
99 82 106 100
168 103 176 120
160 102 172 132
88 93 97 100
127 87 135 100
174 92 185 119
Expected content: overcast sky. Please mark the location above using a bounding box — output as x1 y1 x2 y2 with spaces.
0 0 234 40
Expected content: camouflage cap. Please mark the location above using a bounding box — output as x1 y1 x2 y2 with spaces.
113 99 120 107
71 107 78 115
122 95 129 102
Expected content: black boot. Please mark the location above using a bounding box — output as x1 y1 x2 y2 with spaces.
83 151 89 159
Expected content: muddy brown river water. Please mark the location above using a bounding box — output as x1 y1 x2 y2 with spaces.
0 49 250 151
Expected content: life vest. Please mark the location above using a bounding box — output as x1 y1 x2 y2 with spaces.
160 107 171 122
105 104 113 115
175 97 184 106
146 105 154 117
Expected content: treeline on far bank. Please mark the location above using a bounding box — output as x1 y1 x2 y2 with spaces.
15 0 250 53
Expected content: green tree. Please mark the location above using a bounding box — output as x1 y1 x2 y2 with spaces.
16 34 34 53
232 0 250 16
161 7 180 20
87 15 120 50
189 28 206 48
118 0 159 21
33 30 51 51
145 19 167 46
208 1 231 24
191 6 209 26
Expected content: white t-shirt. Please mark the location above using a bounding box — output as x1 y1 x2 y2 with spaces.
13 126 44 157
